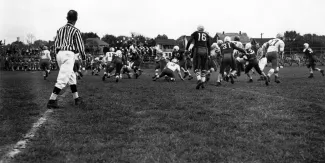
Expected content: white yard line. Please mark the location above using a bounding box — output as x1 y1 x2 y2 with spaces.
0 91 70 163
0 109 53 163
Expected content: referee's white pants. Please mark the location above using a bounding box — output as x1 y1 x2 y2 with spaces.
55 51 76 89
259 57 268 71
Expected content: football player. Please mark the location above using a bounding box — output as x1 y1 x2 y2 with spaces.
130 46 143 79
153 48 169 79
206 42 221 82
40 46 52 80
153 58 184 82
263 33 285 83
216 36 246 86
171 46 194 80
102 47 115 80
303 43 324 78
185 25 211 89
232 36 245 77
243 43 269 85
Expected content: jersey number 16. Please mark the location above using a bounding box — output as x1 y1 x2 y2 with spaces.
198 33 207 41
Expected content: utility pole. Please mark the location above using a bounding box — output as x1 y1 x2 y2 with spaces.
261 33 264 39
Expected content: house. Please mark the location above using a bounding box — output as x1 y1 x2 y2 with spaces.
215 32 251 44
85 38 109 55
155 39 177 59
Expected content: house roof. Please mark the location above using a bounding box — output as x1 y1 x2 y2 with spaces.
155 39 177 46
215 32 251 43
85 38 109 46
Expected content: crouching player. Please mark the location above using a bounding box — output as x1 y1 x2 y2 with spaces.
303 43 324 78
40 46 52 80
171 46 193 80
153 59 184 82
243 43 269 85
206 42 220 82
153 49 168 78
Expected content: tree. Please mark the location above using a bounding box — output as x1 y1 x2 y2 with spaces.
81 32 99 42
176 35 187 50
155 34 168 40
101 34 117 47
34 40 48 48
147 39 156 47
26 33 36 45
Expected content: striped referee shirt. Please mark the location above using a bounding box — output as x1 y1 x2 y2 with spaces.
54 23 85 57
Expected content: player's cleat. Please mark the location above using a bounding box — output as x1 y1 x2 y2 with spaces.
116 76 119 83
135 73 139 79
216 82 222 87
201 82 205 89
248 79 253 83
275 76 281 83
74 97 83 106
196 81 203 89
267 76 271 82
206 74 211 82
320 70 324 76
188 75 193 80
308 74 314 78
264 76 269 86
229 74 235 84
92 71 94 76
102 74 106 81
183 72 189 79
47 100 59 109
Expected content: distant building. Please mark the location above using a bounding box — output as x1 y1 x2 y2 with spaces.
215 32 251 44
85 38 109 55
155 39 177 59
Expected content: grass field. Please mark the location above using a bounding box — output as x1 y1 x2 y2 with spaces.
0 66 325 163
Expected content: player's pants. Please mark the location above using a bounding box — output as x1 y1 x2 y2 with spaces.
40 59 50 71
193 47 208 71
266 51 278 69
259 57 267 71
220 53 236 74
155 59 168 72
245 60 263 75
55 51 77 89
159 68 174 78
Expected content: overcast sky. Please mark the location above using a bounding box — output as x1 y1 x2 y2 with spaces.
1 0 324 44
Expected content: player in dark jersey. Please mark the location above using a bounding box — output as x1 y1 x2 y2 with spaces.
243 43 268 85
303 43 324 78
171 46 193 80
186 25 211 89
216 36 246 86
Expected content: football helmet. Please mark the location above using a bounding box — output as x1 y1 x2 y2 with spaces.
217 40 223 44
171 58 178 63
304 43 309 48
173 46 179 51
276 33 284 39
224 36 231 42
109 47 115 52
245 43 252 49
197 25 204 31
234 36 240 41
211 43 219 49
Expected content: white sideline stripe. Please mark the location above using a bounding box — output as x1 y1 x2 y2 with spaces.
0 91 69 163
0 109 53 163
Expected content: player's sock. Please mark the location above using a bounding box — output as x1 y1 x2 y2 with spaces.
315 68 321 71
155 69 159 76
70 85 79 99
267 68 275 77
50 87 61 100
196 71 201 81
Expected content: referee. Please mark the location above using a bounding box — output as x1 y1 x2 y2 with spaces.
47 10 85 109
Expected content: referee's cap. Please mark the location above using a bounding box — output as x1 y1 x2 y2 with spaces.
67 10 78 21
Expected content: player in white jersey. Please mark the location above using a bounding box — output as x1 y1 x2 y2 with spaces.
73 53 83 79
40 46 52 80
102 48 115 79
153 59 184 82
262 33 285 83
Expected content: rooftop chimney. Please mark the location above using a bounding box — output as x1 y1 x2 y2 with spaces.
239 31 241 35
223 31 225 35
